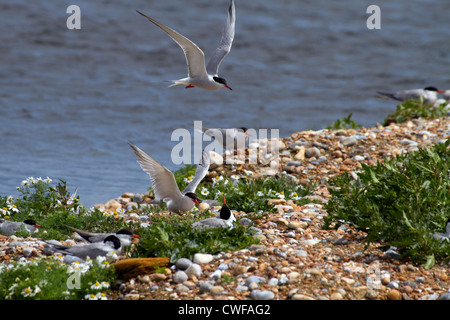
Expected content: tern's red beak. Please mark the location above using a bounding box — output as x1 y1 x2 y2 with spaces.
438 90 445 93
194 199 199 206
35 224 42 228
133 234 140 239
225 85 232 90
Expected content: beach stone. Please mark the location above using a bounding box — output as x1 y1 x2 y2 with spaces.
185 264 202 278
105 199 121 211
288 221 307 229
173 271 188 284
268 278 278 286
239 218 253 226
210 270 222 280
341 136 357 146
245 275 266 287
292 294 315 300
305 147 320 158
198 281 214 294
210 286 225 296
439 292 450 300
193 253 214 264
235 285 248 292
250 290 274 300
232 265 248 276
387 289 402 300
365 289 379 299
149 273 167 282
176 285 190 293
330 292 343 300
294 148 305 160
175 258 192 270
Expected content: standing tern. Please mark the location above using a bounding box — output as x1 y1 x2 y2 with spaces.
195 124 250 151
191 196 235 229
136 0 235 90
0 219 42 236
129 143 207 215
377 86 444 105
63 225 140 246
44 235 122 261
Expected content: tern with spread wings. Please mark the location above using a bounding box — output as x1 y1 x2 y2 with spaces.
136 0 235 90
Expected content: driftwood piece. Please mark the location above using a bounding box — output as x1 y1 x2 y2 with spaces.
112 257 170 280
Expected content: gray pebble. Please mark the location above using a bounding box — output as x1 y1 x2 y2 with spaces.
22 247 34 257
439 292 450 300
176 285 190 293
173 271 188 284
210 270 222 280
185 263 202 278
387 281 399 289
341 136 357 146
419 293 439 300
250 290 274 300
175 258 192 270
312 142 329 150
286 161 301 166
279 276 289 285
334 238 349 245
245 275 266 287
268 278 279 286
198 281 214 294
293 249 308 257
365 289 379 299
305 147 320 158
353 155 365 161
217 263 229 271
239 218 253 226
235 285 248 292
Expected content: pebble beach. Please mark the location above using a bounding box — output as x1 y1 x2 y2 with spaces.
1 116 449 301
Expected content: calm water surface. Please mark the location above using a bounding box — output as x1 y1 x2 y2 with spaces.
1 0 449 207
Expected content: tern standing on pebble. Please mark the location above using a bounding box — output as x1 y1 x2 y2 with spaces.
136 0 235 90
377 86 444 105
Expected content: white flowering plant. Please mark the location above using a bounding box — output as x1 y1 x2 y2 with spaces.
0 256 116 300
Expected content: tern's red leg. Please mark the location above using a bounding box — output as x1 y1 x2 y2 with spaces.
185 85 195 88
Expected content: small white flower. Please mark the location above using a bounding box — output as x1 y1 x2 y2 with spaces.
85 293 97 300
275 191 285 199
101 281 110 289
33 285 41 295
184 176 193 184
96 292 108 300
200 188 209 196
21 287 33 297
212 175 224 184
290 192 300 200
90 281 103 290
243 169 254 176
230 175 240 180
256 191 265 197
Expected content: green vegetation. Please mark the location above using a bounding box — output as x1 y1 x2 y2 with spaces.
0 178 131 241
133 213 260 263
383 99 448 125
324 140 450 265
326 113 362 130
0 256 116 300
174 167 314 213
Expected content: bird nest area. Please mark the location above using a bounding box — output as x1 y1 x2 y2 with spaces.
0 116 449 301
